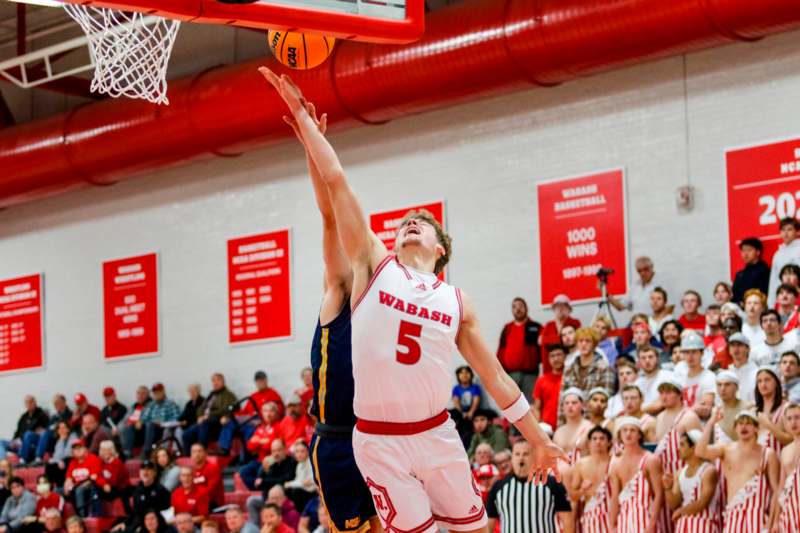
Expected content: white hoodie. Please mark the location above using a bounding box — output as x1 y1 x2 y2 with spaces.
768 238 800 307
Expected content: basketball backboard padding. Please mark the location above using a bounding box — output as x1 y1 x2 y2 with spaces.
57 0 425 43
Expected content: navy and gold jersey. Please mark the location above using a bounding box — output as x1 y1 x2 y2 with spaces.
310 302 357 427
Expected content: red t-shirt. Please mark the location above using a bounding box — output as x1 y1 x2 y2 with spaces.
171 486 209 517
100 457 130 490
193 460 223 507
500 323 528 372
247 423 283 461
679 314 706 332
297 387 314 414
533 372 562 428
706 335 731 369
275 524 296 533
35 493 64 515
239 388 285 419
539 317 581 374
279 414 312 447
66 453 102 485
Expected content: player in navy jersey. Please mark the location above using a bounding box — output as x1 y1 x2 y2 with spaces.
282 102 378 533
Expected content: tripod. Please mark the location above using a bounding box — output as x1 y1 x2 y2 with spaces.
594 277 618 329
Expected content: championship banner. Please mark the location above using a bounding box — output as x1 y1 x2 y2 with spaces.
228 229 292 344
536 169 628 306
726 137 800 277
0 273 44 373
103 253 159 359
370 201 446 281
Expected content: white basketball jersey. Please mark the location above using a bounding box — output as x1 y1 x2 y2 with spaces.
351 255 463 423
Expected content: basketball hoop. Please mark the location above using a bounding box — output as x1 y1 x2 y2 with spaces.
62 5 180 105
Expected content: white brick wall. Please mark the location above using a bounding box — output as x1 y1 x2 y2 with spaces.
0 30 799 435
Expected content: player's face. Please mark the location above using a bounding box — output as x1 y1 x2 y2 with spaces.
562 395 583 418
588 432 610 454
622 391 642 414
588 394 607 415
785 407 800 436
618 426 642 446
396 218 442 259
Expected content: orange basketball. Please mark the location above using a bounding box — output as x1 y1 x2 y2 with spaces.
267 30 335 70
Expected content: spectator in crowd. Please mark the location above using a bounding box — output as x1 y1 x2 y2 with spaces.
586 388 609 428
727 333 757 404
697 410 780 533
278 397 311 448
604 356 637 419
487 440 573 533
225 506 258 533
472 443 500 502
189 444 223 509
651 376 701 456
111 461 170 533
741 289 767 345
780 263 800 289
0 477 36 533
675 331 716 412
254 440 296 496
662 429 719 531
310 506 327 533
636 345 671 415
183 373 236 453
467 409 510 458
0 396 49 465
219 371 284 458
592 315 618 366
136 383 180 460
609 385 653 443
28 475 64 525
78 414 110 456
44 422 76 488
703 305 732 370
609 256 670 316
754 367 791 454
260 503 296 533
34 395 72 465
21 506 63 533
714 371 749 443
776 283 799 327
658 320 684 368
553 389 592 464
732 237 770 304
678 290 705 333
0 461 12 511
720 302 741 325
283 441 315 512
561 328 614 400
171 467 209 525
296 497 319 533
451 366 482 446
780 351 800 399
751 309 800 366
620 323 661 361
713 282 734 306
63 440 104 517
775 403 800 531
494 449 512 478
240 403 283 490
152 448 180 492
533 345 565 430
769 217 800 308
178 384 204 433
99 388 127 433
200 520 218 533
173 513 195 533
247 486 300 530
68 395 101 434
608 417 663 533
97 441 130 513
540 295 581 365
571 426 612 533
497 297 542 398
118 387 151 458
647 287 674 340
141 511 169 533
63 517 83 533
293 368 314 415
560 325 577 355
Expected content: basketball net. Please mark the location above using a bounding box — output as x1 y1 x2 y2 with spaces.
63 5 180 105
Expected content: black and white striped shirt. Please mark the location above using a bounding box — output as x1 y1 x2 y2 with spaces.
486 475 571 533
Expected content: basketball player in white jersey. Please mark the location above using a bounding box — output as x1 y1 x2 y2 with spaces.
260 68 566 533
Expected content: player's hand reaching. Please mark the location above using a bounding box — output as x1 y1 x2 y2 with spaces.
259 67 307 116
283 101 327 146
528 440 569 485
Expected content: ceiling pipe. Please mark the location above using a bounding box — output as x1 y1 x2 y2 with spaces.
0 0 799 208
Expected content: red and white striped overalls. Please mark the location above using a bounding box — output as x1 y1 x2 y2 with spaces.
778 464 800 533
656 409 687 533
758 403 787 455
580 464 610 533
722 449 770 533
675 462 720 533
618 455 653 533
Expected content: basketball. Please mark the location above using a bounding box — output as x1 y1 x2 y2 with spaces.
267 30 335 70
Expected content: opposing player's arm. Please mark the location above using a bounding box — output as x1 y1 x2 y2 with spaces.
456 290 568 482
259 67 387 274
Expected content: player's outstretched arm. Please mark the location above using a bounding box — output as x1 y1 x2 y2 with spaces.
259 67 387 276
456 290 568 483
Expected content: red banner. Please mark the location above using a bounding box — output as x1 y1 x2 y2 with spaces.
228 229 292 344
370 201 446 280
103 253 159 359
726 137 800 277
0 273 44 373
537 169 628 306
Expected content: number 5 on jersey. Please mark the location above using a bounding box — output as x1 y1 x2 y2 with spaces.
396 320 422 365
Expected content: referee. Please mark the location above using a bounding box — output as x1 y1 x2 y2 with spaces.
487 440 574 533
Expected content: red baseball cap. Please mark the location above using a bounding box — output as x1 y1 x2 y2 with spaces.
74 393 87 405
103 387 115 397
71 439 87 448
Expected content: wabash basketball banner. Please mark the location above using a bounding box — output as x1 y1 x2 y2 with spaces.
103 253 159 359
227 229 292 344
0 273 44 373
370 201 446 281
726 137 800 277
537 169 628 306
